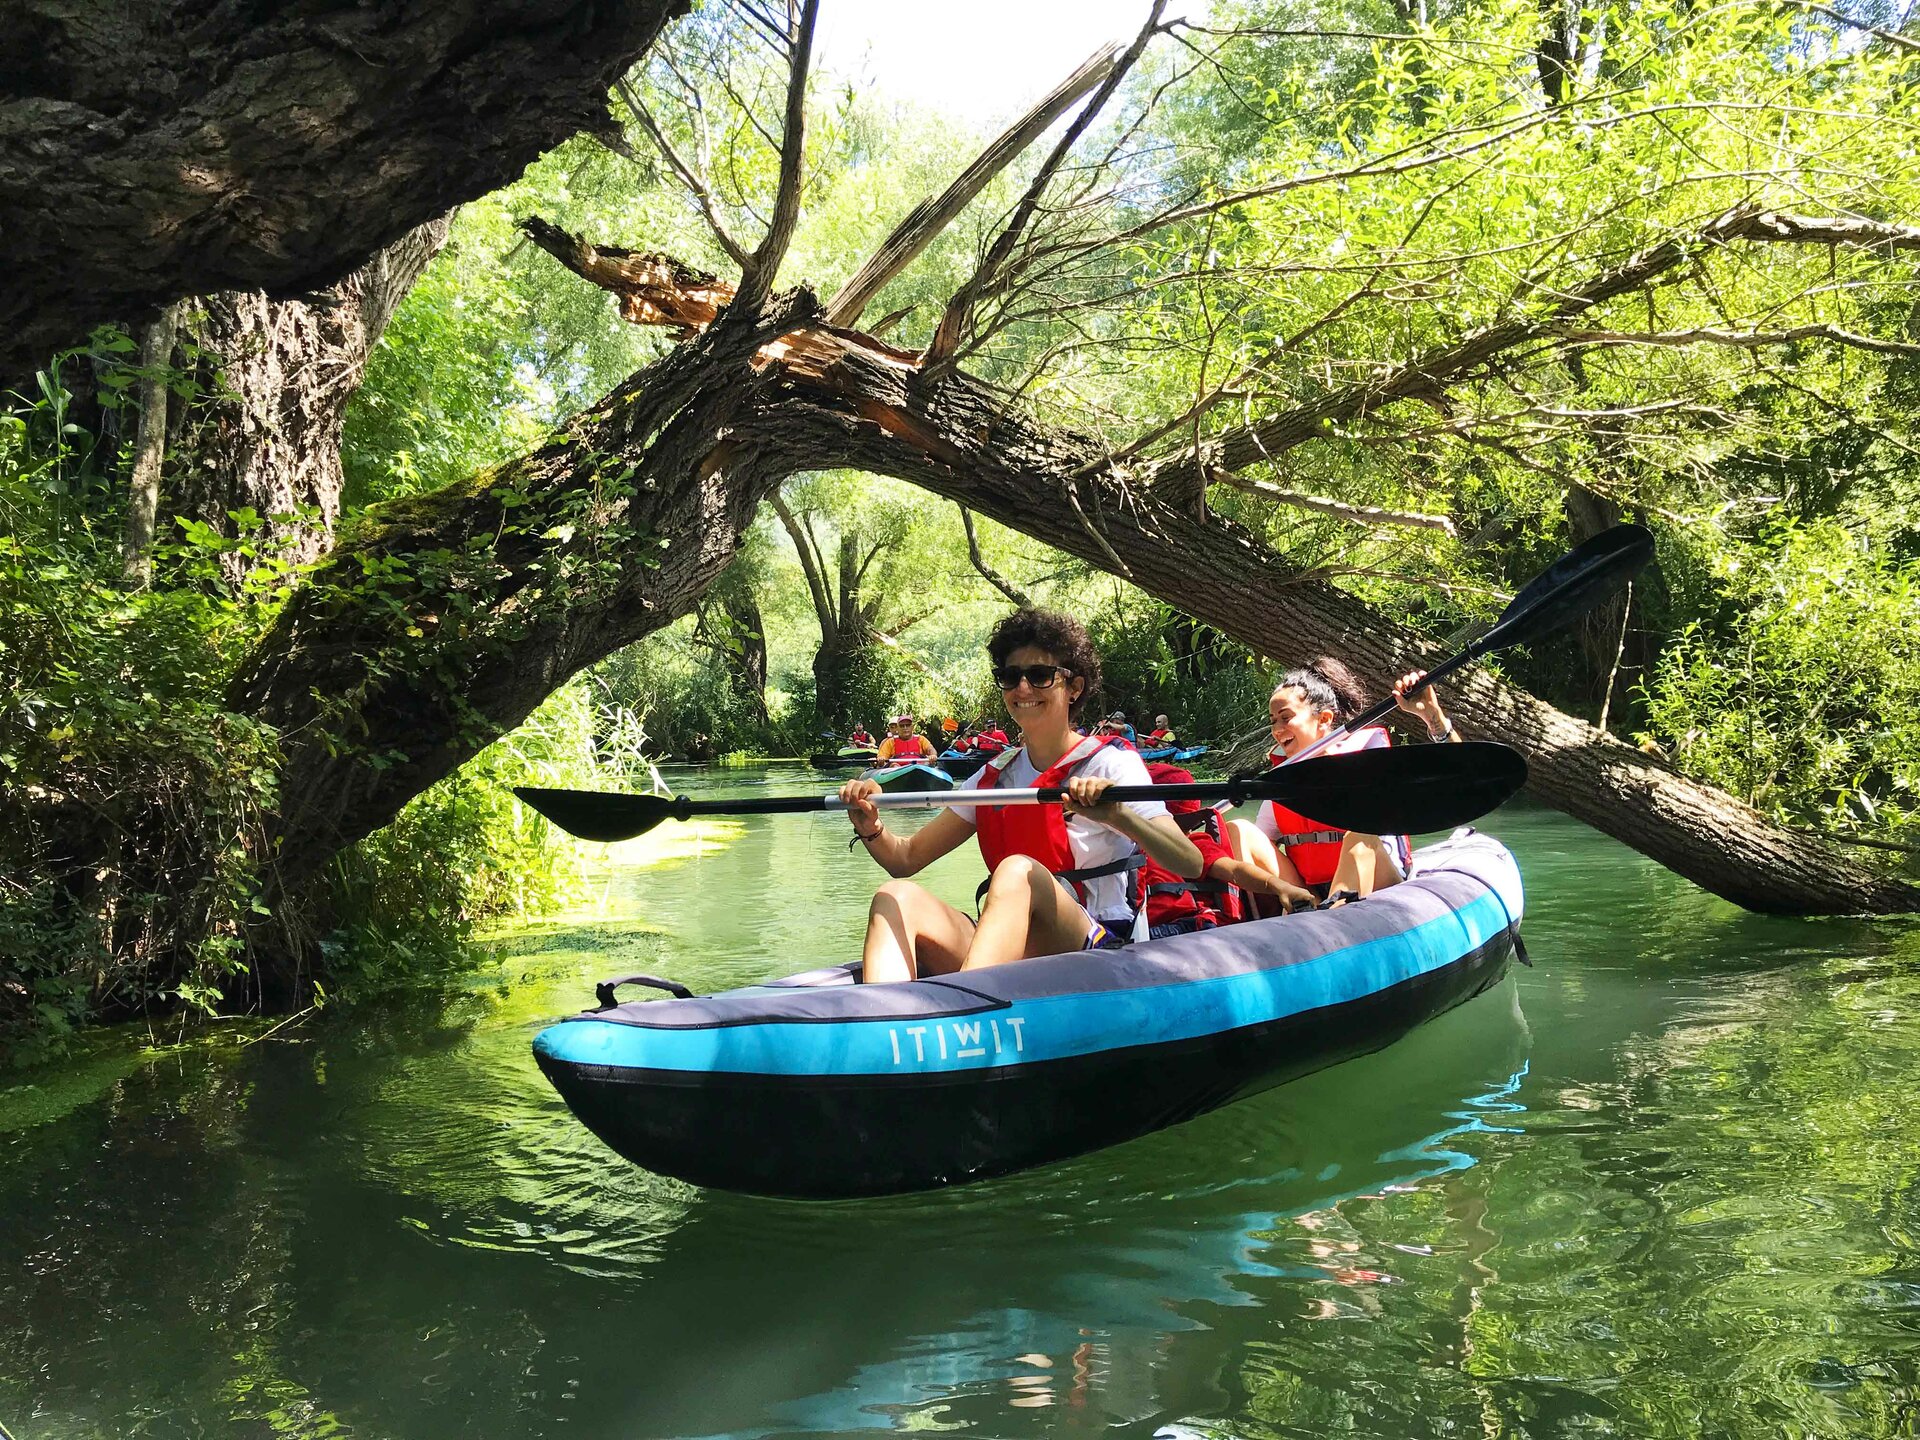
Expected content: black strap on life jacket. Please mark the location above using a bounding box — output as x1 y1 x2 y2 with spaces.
975 852 1146 917
1276 829 1344 846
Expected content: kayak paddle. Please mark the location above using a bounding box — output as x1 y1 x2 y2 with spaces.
514 740 1526 844
1288 521 1656 764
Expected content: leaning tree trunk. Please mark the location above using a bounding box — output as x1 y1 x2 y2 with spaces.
699 320 1920 916
226 289 819 987
169 218 451 577
0 0 686 382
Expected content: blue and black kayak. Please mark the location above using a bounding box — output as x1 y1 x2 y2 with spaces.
532 830 1524 1198
1138 743 1209 763
937 748 991 780
857 762 955 793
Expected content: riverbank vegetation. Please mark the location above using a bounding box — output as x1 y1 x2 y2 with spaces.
3 0 1918 1062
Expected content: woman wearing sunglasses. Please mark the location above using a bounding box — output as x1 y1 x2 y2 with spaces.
839 609 1204 984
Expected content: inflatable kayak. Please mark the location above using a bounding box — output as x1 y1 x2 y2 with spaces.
858 762 955 793
532 829 1524 1198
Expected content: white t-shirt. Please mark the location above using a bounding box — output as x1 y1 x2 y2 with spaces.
956 740 1168 925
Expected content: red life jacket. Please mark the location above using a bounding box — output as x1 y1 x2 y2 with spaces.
884 733 933 762
1138 762 1246 928
974 736 1145 925
1261 726 1406 885
850 730 873 746
973 728 1009 755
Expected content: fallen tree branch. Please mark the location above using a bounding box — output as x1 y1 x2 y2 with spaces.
1559 323 1920 357
959 506 1034 605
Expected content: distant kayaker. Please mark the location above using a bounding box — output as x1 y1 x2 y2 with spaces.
874 714 934 765
848 722 875 747
1147 714 1176 744
1228 660 1458 909
840 608 1203 983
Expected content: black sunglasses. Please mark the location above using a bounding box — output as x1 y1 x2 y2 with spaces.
993 664 1073 691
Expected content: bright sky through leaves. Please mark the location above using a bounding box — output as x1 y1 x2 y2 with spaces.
812 0 1187 129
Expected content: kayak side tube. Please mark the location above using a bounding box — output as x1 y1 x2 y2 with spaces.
533 832 1524 1198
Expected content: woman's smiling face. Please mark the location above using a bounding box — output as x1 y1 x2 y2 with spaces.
1269 684 1335 757
1001 644 1081 732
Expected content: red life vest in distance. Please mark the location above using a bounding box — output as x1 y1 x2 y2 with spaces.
1262 726 1393 886
974 736 1142 915
1138 763 1245 929
884 733 933 762
973 728 1010 755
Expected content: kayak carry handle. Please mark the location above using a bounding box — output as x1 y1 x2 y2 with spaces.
594 974 697 1010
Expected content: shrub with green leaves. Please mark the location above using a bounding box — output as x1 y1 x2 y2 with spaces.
1640 523 1919 846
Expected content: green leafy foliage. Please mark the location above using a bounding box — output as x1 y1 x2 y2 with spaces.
1640 523 1920 841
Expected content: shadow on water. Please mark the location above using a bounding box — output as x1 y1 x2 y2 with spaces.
10 793 1920 1438
0 962 1533 1439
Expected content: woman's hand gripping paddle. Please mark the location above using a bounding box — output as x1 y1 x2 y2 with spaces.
513 740 1526 845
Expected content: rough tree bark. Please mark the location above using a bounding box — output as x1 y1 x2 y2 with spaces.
228 287 817 913
733 330 1920 915
169 217 452 575
0 0 687 381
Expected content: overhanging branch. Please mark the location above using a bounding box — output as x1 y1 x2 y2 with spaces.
1142 206 1920 491
1559 324 1920 357
825 43 1123 328
1210 469 1458 535
737 0 820 311
960 506 1035 605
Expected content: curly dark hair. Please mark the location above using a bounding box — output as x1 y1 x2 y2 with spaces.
986 608 1102 721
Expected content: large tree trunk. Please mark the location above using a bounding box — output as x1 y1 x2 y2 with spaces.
225 269 1920 920
169 218 451 575
0 0 686 381
227 289 817 946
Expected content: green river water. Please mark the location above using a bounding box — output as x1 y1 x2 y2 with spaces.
5 762 1920 1439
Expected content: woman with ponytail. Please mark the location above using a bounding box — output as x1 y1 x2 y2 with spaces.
1225 659 1460 909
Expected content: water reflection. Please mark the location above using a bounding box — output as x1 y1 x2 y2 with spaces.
8 783 1920 1438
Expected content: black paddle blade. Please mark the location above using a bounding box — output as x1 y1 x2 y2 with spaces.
1253 741 1527 835
1479 522 1654 654
513 786 680 842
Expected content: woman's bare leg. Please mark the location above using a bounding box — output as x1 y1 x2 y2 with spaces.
965 855 1097 970
1327 833 1402 900
862 880 977 984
